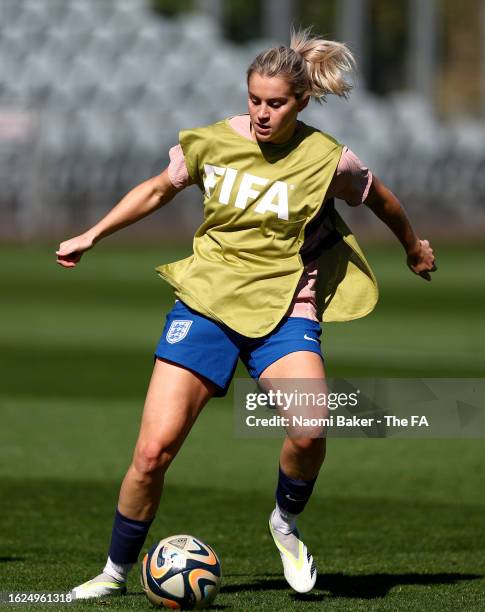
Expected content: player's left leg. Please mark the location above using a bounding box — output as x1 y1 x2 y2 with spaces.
260 351 327 593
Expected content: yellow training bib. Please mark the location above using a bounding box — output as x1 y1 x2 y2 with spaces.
157 118 378 337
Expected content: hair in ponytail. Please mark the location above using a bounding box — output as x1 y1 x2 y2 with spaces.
247 27 355 103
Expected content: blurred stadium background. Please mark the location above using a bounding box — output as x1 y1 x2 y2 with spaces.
1 2 484 610
1 0 485 239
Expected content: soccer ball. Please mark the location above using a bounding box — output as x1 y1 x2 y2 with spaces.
141 535 221 609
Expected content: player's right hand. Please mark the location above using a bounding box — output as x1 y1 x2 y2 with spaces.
56 232 95 268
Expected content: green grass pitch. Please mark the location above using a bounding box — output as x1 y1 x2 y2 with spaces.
0 242 484 610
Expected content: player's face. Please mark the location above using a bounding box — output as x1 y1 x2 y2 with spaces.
248 73 308 144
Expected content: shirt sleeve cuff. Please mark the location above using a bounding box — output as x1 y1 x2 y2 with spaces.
167 144 191 189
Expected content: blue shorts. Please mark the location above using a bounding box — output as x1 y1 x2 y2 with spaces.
154 300 322 397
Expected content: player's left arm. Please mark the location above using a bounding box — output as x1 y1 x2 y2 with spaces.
364 175 437 281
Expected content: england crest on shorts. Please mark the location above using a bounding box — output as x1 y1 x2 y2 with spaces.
166 319 193 344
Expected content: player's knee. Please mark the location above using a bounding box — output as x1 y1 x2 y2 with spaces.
289 436 325 454
133 441 174 479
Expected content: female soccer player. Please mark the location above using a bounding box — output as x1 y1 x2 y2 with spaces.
57 29 436 598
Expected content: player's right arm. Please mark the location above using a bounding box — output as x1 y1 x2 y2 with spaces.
56 168 179 268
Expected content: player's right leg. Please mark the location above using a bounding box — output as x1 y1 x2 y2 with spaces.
71 299 239 600
71 357 216 600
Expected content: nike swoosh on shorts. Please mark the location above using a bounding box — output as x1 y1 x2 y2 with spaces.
303 334 319 344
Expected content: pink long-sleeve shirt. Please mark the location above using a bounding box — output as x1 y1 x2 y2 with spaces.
167 114 373 322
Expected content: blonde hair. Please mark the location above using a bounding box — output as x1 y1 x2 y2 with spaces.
247 27 355 103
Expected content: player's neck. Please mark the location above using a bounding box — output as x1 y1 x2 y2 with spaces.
249 119 301 145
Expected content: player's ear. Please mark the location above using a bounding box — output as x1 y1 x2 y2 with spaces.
297 96 310 112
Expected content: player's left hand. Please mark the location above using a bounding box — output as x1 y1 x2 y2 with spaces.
406 239 437 281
